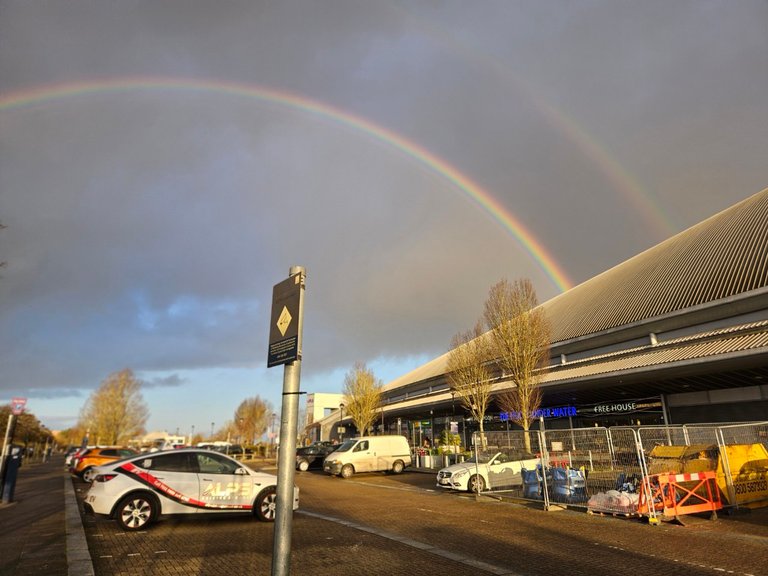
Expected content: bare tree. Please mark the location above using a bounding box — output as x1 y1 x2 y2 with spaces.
446 321 494 448
233 396 272 445
78 369 148 445
484 278 551 453
342 362 383 436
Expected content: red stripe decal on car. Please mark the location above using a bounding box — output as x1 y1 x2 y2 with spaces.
118 462 253 511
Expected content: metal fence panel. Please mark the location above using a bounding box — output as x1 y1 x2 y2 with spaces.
639 422 768 511
468 430 545 499
538 427 606 507
715 422 768 508
468 427 653 516
713 422 768 448
577 427 650 517
459 422 768 515
637 425 689 449
680 425 721 445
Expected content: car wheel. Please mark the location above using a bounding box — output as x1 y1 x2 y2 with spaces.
391 460 404 474
340 464 354 479
254 487 277 521
116 493 158 531
297 459 310 472
81 467 96 483
468 474 485 493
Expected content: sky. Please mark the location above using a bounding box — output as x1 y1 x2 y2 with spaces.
1 1 767 438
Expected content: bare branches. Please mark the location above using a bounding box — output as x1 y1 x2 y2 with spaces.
233 396 273 445
446 321 493 438
485 278 551 449
448 278 552 452
342 362 383 436
78 369 149 445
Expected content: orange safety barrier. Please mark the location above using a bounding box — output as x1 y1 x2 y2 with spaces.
638 470 722 521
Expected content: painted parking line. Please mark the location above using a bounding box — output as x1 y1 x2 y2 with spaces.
297 509 523 576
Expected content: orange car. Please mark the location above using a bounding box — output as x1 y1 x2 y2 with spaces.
71 447 139 482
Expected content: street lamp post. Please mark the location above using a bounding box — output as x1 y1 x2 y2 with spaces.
210 422 215 440
339 403 344 442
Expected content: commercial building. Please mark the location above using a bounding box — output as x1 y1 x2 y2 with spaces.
315 188 768 445
303 392 344 443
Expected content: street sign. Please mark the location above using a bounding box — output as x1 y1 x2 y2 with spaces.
268 271 304 367
10 397 26 415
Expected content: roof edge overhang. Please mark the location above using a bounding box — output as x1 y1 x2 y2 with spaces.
551 286 768 355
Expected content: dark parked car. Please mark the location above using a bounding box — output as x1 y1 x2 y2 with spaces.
295 443 337 471
219 444 245 456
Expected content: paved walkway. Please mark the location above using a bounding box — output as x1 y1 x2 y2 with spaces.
0 454 92 576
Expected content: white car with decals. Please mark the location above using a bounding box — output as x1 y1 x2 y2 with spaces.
84 449 298 530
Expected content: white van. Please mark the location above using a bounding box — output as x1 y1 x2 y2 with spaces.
323 435 412 478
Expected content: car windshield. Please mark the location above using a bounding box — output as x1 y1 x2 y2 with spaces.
464 451 500 464
332 439 357 453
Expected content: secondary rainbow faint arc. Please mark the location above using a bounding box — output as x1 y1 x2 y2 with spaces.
0 77 573 292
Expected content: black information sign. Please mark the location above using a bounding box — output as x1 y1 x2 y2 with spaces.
267 272 304 367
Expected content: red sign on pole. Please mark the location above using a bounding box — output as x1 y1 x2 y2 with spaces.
10 397 26 415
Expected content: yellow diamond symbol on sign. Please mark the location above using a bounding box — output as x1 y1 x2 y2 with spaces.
276 306 292 337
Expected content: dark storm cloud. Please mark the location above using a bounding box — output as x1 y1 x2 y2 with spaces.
1 1 767 412
143 374 187 389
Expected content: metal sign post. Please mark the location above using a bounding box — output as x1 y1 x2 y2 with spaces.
268 267 305 576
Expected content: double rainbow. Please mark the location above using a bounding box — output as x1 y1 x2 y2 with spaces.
0 77 573 292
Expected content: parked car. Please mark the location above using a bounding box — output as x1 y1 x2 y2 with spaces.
72 447 140 482
323 435 411 478
296 443 337 471
217 444 246 457
84 448 299 531
436 450 540 492
67 446 93 470
64 447 81 468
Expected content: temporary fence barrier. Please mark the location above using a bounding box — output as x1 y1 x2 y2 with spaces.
638 422 768 510
469 427 652 515
637 470 722 522
453 421 768 521
467 429 546 493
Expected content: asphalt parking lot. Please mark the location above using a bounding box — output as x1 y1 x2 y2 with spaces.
72 461 768 576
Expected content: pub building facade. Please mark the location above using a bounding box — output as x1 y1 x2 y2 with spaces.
317 189 768 445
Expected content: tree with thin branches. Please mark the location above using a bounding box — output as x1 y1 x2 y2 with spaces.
446 321 494 449
484 278 551 454
78 369 148 445
342 362 383 436
233 396 272 445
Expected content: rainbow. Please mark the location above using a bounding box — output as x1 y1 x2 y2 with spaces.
385 7 677 238
0 77 573 292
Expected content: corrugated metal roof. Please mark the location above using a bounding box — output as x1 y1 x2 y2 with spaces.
543 188 768 342
383 188 768 396
542 321 768 383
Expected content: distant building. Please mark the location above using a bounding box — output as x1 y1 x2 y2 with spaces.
303 392 344 443
140 431 186 450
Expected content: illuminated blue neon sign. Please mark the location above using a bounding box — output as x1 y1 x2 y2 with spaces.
500 406 577 421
